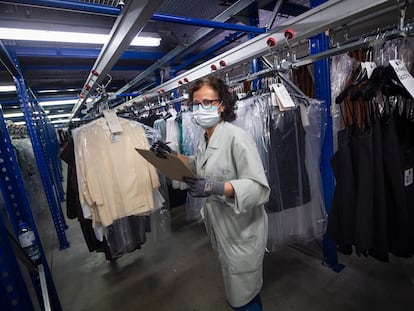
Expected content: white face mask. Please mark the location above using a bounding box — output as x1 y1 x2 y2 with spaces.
192 104 221 129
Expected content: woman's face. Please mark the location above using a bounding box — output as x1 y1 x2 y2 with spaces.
192 85 224 113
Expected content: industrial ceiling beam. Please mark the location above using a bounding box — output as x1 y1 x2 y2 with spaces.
5 0 309 19
117 0 398 109
71 0 163 117
116 0 257 95
151 12 265 34
10 46 165 60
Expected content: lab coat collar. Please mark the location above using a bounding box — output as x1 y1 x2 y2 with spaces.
198 121 225 169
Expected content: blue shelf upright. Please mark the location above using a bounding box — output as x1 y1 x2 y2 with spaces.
0 208 34 310
310 0 344 272
0 104 63 310
14 76 69 250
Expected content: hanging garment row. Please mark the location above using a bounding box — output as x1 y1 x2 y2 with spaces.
60 112 170 260
327 36 414 262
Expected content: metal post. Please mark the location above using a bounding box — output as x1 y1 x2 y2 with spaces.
310 0 344 272
248 2 263 90
0 105 63 310
0 213 35 310
14 77 69 251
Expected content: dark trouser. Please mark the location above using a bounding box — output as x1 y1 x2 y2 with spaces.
232 294 263 311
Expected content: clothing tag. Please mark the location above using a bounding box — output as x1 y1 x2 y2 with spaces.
299 103 310 127
270 92 278 107
389 59 414 98
110 133 121 143
237 93 247 100
103 110 123 134
405 167 413 187
361 62 376 79
271 83 295 111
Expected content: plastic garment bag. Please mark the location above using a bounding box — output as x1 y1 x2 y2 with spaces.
72 116 169 259
234 94 327 251
181 111 204 221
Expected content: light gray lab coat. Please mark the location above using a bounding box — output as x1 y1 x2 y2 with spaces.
188 121 270 307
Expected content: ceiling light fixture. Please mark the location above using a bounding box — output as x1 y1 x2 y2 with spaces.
0 85 16 92
50 119 71 124
3 112 24 118
0 28 161 47
38 99 78 106
47 113 72 119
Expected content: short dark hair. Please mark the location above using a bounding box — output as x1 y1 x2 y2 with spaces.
189 76 237 122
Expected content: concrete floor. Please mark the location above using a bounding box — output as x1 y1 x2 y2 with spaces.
32 200 414 311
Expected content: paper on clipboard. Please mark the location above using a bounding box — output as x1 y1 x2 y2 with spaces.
135 148 196 181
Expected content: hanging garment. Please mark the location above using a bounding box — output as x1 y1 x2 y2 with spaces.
369 106 389 261
153 118 166 142
60 137 103 252
72 116 160 227
267 105 311 212
233 95 326 250
187 121 270 308
381 111 411 257
327 128 356 254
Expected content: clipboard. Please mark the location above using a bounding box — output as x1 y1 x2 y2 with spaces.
135 148 196 181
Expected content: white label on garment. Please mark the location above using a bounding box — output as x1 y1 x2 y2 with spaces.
405 167 413 187
103 110 123 133
299 103 310 127
271 83 295 111
237 92 247 100
389 59 414 98
361 62 376 79
270 92 278 107
111 133 121 143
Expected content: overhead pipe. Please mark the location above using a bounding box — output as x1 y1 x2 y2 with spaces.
151 12 265 34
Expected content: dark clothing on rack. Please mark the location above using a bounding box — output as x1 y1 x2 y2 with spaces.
328 90 414 260
59 137 103 252
327 128 356 255
266 106 311 212
381 113 411 257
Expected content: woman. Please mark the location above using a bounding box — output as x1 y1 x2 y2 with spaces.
154 76 270 310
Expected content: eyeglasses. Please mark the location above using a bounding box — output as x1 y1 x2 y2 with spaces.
191 98 221 109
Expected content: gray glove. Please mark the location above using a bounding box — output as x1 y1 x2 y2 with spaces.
183 177 225 197
150 140 177 158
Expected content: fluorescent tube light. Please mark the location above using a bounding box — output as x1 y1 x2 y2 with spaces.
48 113 72 119
0 85 16 92
37 88 79 94
3 112 24 118
50 119 70 124
13 121 26 125
39 99 78 106
0 27 161 47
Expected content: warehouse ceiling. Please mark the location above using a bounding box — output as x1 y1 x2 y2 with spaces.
0 0 312 126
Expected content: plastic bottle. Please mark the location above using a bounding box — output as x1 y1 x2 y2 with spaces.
18 221 41 264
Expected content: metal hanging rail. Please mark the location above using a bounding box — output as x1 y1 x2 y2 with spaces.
115 0 396 110
115 0 257 96
71 0 164 117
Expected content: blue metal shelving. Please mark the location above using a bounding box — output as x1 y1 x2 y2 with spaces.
310 0 344 272
14 76 69 250
0 104 63 310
